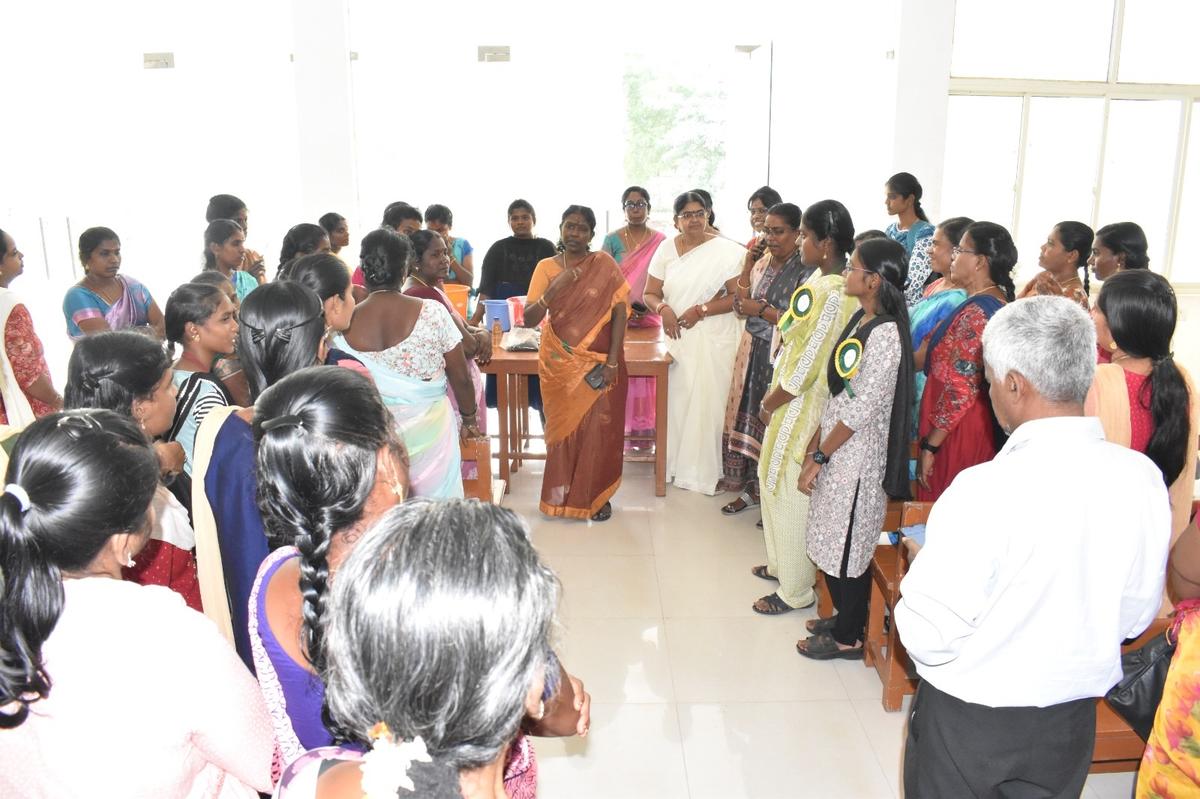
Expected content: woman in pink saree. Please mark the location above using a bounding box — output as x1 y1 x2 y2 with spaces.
601 186 666 453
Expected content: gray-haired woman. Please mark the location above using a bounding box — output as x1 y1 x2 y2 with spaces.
274 498 583 799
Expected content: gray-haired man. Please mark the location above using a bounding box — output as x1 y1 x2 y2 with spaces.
897 296 1169 797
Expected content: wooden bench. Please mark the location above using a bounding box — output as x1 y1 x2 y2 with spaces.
461 437 504 503
864 501 931 711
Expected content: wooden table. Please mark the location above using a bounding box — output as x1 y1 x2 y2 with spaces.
481 326 672 496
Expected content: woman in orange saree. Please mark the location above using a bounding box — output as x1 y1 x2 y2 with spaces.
525 205 630 522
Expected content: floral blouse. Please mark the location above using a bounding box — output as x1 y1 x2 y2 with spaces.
1 303 55 423
361 300 460 381
1018 270 1089 311
927 303 991 433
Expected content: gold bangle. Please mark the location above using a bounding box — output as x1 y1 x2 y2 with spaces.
737 279 750 290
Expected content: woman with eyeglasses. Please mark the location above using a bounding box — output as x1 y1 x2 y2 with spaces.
884 172 936 306
0 410 272 797
335 228 480 499
720 201 810 517
601 186 668 453
642 192 748 495
916 222 1017 502
908 216 972 434
796 238 914 659
524 206 630 522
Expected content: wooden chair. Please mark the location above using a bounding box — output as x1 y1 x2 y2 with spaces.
864 501 932 711
461 437 500 503
1090 617 1171 773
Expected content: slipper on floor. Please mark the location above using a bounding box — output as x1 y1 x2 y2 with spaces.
752 592 796 615
795 632 864 661
590 502 612 522
756 518 764 530
806 616 837 635
721 491 759 515
751 565 778 582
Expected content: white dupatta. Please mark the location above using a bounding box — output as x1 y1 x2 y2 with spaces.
0 289 37 428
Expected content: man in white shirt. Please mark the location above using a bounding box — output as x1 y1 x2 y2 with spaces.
896 296 1170 798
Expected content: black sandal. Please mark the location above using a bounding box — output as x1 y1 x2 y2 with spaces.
805 616 837 635
721 490 759 515
752 592 796 615
751 565 777 582
795 632 864 661
590 502 613 522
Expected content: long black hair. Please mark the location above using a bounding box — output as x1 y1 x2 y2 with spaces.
886 172 929 222
1055 221 1094 296
964 221 1018 301
802 200 856 264
203 219 244 270
1096 222 1150 271
253 367 397 674
0 410 159 728
286 253 351 304
64 331 171 418
164 282 226 357
278 223 329 274
237 282 326 402
1097 270 1190 485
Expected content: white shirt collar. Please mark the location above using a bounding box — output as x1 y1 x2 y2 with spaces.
997 415 1106 458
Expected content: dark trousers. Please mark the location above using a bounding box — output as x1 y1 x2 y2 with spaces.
903 681 1095 798
827 482 871 646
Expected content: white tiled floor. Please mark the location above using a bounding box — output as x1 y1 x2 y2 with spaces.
511 461 1135 798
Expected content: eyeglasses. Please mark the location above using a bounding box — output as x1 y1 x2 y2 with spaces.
623 201 649 210
842 265 873 276
952 246 982 257
677 210 708 221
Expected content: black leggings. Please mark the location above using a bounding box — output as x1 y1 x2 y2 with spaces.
826 482 871 646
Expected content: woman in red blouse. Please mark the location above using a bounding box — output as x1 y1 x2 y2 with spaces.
916 222 1018 501
0 229 63 425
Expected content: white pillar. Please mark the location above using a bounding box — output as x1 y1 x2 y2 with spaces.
892 0 957 221
289 0 358 220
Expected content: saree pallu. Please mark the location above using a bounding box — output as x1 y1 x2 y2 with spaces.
375 370 464 499
607 229 666 439
721 253 809 485
531 252 630 519
908 287 967 435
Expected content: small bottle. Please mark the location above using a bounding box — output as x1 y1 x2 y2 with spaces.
492 318 503 347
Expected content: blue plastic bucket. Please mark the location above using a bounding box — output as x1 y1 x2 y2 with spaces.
483 299 512 332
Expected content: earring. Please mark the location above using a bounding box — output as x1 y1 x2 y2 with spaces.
533 700 545 721
1109 341 1118 351
192 333 200 341
124 552 136 568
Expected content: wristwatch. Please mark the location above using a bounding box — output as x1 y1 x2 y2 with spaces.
811 449 831 465
700 303 709 318
919 437 941 454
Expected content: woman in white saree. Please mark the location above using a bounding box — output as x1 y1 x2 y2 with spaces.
644 192 750 494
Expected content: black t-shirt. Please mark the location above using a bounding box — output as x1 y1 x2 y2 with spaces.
478 236 558 298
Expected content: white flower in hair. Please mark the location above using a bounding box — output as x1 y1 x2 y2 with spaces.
360 722 432 797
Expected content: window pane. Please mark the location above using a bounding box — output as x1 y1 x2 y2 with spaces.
1118 0 1200 84
951 0 1113 81
1169 104 1200 281
941 96 1023 232
1014 98 1105 286
1097 100 1183 273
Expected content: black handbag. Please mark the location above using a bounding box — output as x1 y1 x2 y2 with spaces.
1104 630 1176 741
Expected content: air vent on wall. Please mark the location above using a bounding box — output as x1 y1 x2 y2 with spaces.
143 52 175 69
478 46 510 63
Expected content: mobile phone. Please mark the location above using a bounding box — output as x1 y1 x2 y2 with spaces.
584 363 606 390
631 301 649 315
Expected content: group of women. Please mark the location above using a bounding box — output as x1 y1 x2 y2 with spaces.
0 193 596 796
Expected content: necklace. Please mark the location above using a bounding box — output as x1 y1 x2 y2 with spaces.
968 283 1001 299
409 274 435 289
84 276 121 305
623 226 649 253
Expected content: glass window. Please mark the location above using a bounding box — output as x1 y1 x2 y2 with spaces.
1097 99 1183 273
1118 0 1200 84
950 0 1113 81
1169 104 1200 282
1014 97 1105 284
941 96 1023 231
